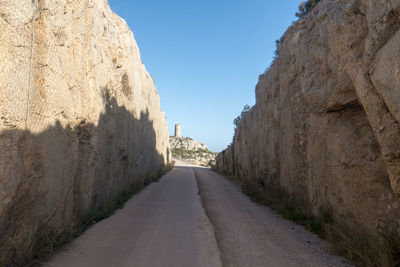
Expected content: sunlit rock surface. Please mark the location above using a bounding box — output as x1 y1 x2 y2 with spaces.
217 0 400 237
0 0 169 265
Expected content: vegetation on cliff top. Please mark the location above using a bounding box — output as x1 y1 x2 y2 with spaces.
233 104 251 129
296 0 322 18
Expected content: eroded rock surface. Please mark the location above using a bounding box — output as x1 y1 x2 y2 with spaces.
170 136 208 151
0 0 169 265
217 0 400 236
170 136 216 166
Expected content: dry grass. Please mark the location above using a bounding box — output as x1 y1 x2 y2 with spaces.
240 181 326 235
2 162 175 267
214 169 400 267
325 222 400 267
79 161 175 235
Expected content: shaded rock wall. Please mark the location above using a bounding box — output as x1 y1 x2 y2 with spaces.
217 0 400 236
0 0 169 265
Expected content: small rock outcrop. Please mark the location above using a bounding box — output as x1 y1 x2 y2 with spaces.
0 0 169 265
170 136 216 166
217 0 400 238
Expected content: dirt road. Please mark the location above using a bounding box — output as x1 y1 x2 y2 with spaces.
45 162 350 267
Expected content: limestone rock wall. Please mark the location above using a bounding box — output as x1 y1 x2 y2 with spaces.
217 0 400 236
0 0 169 265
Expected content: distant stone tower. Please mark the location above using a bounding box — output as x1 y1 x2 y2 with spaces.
174 123 181 137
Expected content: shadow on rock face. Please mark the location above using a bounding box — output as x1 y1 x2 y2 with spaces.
0 91 167 266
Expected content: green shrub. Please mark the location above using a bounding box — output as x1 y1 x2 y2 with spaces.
233 104 251 129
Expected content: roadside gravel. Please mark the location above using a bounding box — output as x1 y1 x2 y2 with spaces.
194 167 353 267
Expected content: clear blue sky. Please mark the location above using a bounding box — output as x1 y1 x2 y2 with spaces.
108 0 302 152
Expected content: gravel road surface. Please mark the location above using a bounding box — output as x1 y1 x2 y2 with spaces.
194 166 351 267
45 162 350 267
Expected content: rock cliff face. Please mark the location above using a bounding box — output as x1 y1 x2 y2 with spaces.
170 136 208 151
217 0 400 236
170 136 217 166
0 0 169 265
